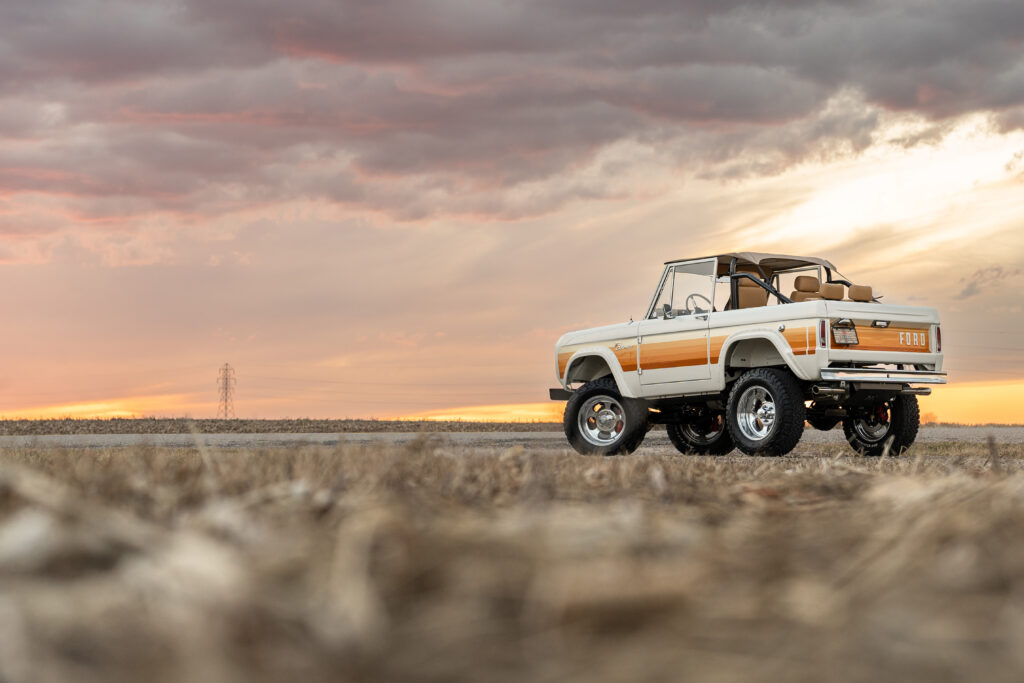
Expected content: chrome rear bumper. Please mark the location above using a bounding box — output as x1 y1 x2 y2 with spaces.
819 368 948 385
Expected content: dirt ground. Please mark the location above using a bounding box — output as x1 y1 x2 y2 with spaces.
0 437 1023 682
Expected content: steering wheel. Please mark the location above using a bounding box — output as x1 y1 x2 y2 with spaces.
685 292 712 315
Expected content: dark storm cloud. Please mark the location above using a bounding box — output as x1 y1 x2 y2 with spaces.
956 265 1022 299
1 0 1023 223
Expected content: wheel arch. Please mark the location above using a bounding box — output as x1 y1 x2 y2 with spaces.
563 348 638 397
716 332 811 383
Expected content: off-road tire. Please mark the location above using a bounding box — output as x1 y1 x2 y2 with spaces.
842 395 920 457
667 416 734 455
726 368 806 457
806 413 841 431
563 378 648 456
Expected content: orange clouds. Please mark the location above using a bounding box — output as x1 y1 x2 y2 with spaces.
0 394 203 420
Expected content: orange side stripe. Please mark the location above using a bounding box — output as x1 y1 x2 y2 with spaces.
709 336 726 364
612 345 639 372
557 352 572 377
562 325 820 378
639 338 708 370
558 340 638 378
784 327 814 356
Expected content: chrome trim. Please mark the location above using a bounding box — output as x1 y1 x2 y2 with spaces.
820 369 947 385
812 385 849 398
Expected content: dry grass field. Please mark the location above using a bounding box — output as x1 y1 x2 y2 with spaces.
0 418 563 436
1 437 1024 682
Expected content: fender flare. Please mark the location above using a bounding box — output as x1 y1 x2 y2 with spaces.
715 330 814 383
562 347 638 398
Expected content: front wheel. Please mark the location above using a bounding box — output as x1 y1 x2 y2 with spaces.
563 378 649 455
726 368 806 457
667 413 734 455
843 395 920 456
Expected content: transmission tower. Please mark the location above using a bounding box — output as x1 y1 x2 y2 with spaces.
216 363 236 419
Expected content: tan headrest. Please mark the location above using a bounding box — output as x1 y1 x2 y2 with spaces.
794 276 819 293
738 278 761 287
790 291 822 302
820 283 844 300
848 285 873 302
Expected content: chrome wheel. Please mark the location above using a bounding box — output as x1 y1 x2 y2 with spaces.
681 414 726 445
736 386 777 442
853 404 892 443
578 395 626 447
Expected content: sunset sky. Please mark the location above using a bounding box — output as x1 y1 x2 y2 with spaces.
2 0 1024 423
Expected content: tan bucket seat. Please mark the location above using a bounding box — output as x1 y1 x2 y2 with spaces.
737 278 769 309
790 276 822 302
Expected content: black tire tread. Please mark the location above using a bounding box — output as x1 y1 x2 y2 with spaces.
843 395 920 456
726 368 806 457
563 378 648 456
667 421 734 455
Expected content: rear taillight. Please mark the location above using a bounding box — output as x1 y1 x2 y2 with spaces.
936 326 942 353
819 319 827 348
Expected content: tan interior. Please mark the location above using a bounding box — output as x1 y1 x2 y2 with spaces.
847 284 874 302
820 282 845 300
790 275 822 302
737 278 768 309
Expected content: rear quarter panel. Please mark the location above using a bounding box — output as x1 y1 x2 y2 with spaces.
708 302 825 390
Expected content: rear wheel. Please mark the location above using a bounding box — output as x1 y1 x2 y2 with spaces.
667 412 734 455
726 368 806 457
843 395 920 456
563 378 648 455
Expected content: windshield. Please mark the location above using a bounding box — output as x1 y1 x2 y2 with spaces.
647 260 716 319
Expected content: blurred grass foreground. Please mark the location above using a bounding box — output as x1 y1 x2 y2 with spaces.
0 438 1022 682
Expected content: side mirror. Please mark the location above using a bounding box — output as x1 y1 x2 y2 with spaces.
662 303 675 319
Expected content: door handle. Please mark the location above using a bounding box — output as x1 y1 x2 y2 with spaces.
696 314 708 321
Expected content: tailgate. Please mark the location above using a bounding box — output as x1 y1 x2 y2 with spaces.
824 301 942 368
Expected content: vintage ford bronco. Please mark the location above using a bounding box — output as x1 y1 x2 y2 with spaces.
551 252 946 457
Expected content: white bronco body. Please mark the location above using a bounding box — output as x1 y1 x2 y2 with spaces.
551 252 945 457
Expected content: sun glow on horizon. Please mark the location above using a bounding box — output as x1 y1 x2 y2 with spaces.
397 381 1024 426
396 402 565 423
3 380 1023 426
0 394 201 420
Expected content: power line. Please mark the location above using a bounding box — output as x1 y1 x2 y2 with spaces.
216 363 236 419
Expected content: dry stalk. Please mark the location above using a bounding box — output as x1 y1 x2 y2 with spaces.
988 435 1004 476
